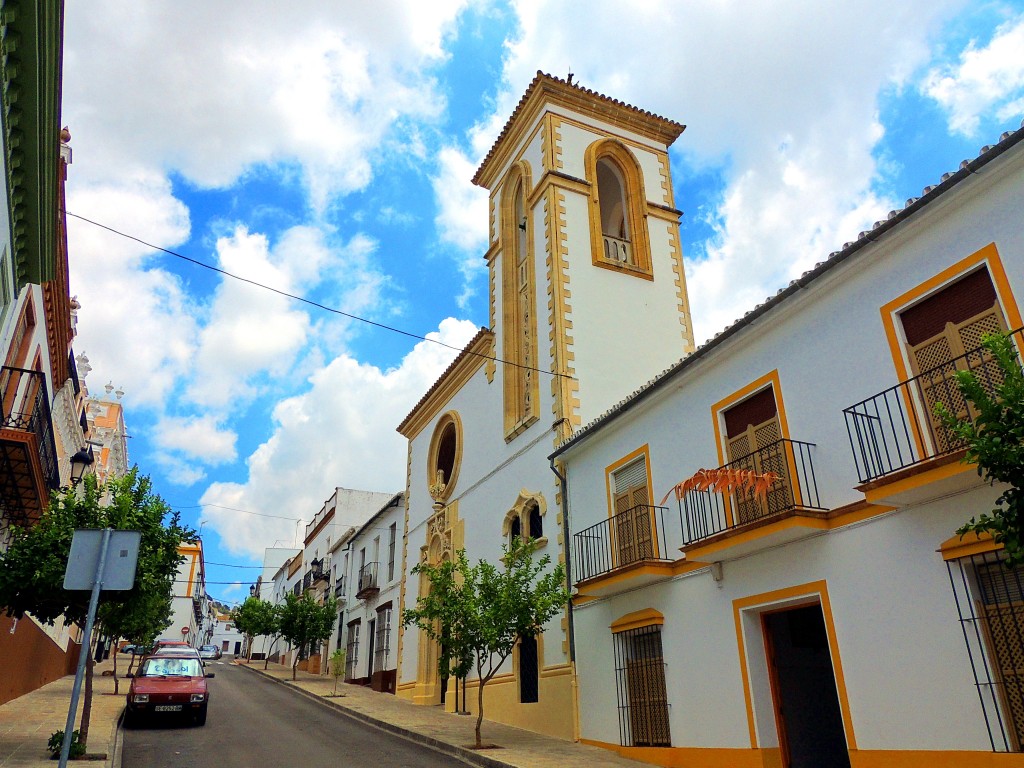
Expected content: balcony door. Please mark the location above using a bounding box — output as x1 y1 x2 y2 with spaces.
723 388 790 524
611 457 653 567
899 267 1008 454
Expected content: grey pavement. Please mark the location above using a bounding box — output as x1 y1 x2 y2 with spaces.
0 657 125 767
235 659 650 768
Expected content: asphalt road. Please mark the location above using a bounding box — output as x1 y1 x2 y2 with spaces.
122 660 467 768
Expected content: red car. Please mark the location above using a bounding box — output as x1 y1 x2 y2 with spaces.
125 653 214 726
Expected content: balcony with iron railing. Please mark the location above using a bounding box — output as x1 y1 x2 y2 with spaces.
843 328 1020 502
0 367 59 533
356 562 379 600
301 571 312 592
310 557 329 584
334 574 346 600
678 438 827 560
572 505 678 597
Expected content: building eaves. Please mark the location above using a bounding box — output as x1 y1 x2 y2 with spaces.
350 492 404 544
397 327 493 436
550 119 1024 461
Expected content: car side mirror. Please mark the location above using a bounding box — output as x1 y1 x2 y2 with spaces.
205 672 215 678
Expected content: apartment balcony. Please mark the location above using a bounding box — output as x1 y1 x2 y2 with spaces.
192 597 203 623
0 367 59 535
679 439 827 562
301 572 312 593
356 562 379 600
843 328 1020 504
572 505 678 597
334 575 346 602
310 557 329 584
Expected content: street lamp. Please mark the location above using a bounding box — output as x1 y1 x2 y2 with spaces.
69 448 94 487
249 584 256 598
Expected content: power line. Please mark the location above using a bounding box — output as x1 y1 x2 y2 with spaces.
65 210 575 381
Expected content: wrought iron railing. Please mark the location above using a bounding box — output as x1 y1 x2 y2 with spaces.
679 439 824 546
843 327 1022 483
0 366 59 491
357 562 379 597
572 505 672 584
310 557 329 583
302 572 312 592
334 575 346 599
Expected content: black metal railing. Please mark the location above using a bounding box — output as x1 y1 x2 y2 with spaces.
844 327 1022 483
0 366 59 491
679 439 824 546
310 557 328 583
334 575 346 599
302 572 312 592
572 505 672 584
356 562 379 597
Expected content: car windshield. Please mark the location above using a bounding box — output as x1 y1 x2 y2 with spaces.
139 658 203 677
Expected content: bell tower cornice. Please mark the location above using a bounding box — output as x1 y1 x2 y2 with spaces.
473 71 686 190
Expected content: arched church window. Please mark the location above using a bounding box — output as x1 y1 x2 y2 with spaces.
427 412 462 502
585 140 653 277
528 503 543 540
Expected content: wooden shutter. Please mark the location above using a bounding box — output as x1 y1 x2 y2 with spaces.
626 630 671 747
613 458 653 566
724 390 791 524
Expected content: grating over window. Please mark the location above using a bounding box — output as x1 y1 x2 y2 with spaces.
346 620 360 679
375 606 392 670
948 550 1024 752
612 624 671 747
519 634 539 703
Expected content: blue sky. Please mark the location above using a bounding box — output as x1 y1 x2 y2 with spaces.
60 1 1024 604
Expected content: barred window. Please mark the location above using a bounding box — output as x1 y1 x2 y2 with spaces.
375 606 392 670
613 624 671 747
388 523 397 582
949 551 1024 752
345 620 360 679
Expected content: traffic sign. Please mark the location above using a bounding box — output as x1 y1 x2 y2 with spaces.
181 627 189 635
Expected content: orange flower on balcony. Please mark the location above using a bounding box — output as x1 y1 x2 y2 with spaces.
659 467 780 506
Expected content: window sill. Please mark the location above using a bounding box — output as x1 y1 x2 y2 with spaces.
592 257 654 281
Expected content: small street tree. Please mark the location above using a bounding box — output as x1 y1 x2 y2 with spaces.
403 538 570 748
277 591 338 680
0 468 192 748
231 597 280 662
329 647 347 696
936 331 1024 565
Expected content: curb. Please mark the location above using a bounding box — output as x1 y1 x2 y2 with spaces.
109 707 125 768
236 664 514 768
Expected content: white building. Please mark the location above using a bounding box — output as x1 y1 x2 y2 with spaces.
337 493 403 693
160 540 209 648
211 614 244 657
551 115 1024 765
396 72 695 740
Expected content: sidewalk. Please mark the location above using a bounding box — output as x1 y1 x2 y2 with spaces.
236 660 649 768
0 658 124 767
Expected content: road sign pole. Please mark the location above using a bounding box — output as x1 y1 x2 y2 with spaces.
59 527 112 768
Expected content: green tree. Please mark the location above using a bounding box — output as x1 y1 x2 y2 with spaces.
0 469 193 747
936 331 1024 565
277 591 338 680
230 597 280 662
329 647 346 696
403 538 570 748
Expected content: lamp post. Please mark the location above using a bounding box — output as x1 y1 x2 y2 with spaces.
249 583 256 598
69 448 94 487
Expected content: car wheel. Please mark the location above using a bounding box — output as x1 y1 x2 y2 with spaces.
193 705 208 726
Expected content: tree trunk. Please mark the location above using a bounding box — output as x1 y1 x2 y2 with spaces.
292 655 298 681
113 646 119 695
475 668 485 749
80 655 95 748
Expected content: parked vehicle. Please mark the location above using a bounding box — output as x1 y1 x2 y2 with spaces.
198 645 220 661
151 639 191 653
125 654 214 727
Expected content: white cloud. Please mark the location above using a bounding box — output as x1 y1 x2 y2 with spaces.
200 318 480 558
923 15 1024 137
154 415 238 464
63 1 472 210
475 0 961 342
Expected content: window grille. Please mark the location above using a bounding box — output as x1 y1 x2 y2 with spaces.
948 550 1024 751
612 625 671 747
346 621 360 679
375 607 392 670
519 634 539 703
388 522 397 582
529 504 543 539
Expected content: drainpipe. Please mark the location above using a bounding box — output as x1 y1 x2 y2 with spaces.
549 455 579 741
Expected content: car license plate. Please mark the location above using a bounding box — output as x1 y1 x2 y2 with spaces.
154 705 182 712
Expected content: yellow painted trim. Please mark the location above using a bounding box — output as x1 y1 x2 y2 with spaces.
584 138 654 278
500 161 541 440
185 553 197 597
711 370 789 468
610 608 664 634
426 410 463 503
732 580 857 752
861 458 974 505
667 221 696 354
939 530 1001 561
575 561 677 598
545 186 580 444
395 440 413 687
604 444 653 520
880 242 1023 385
